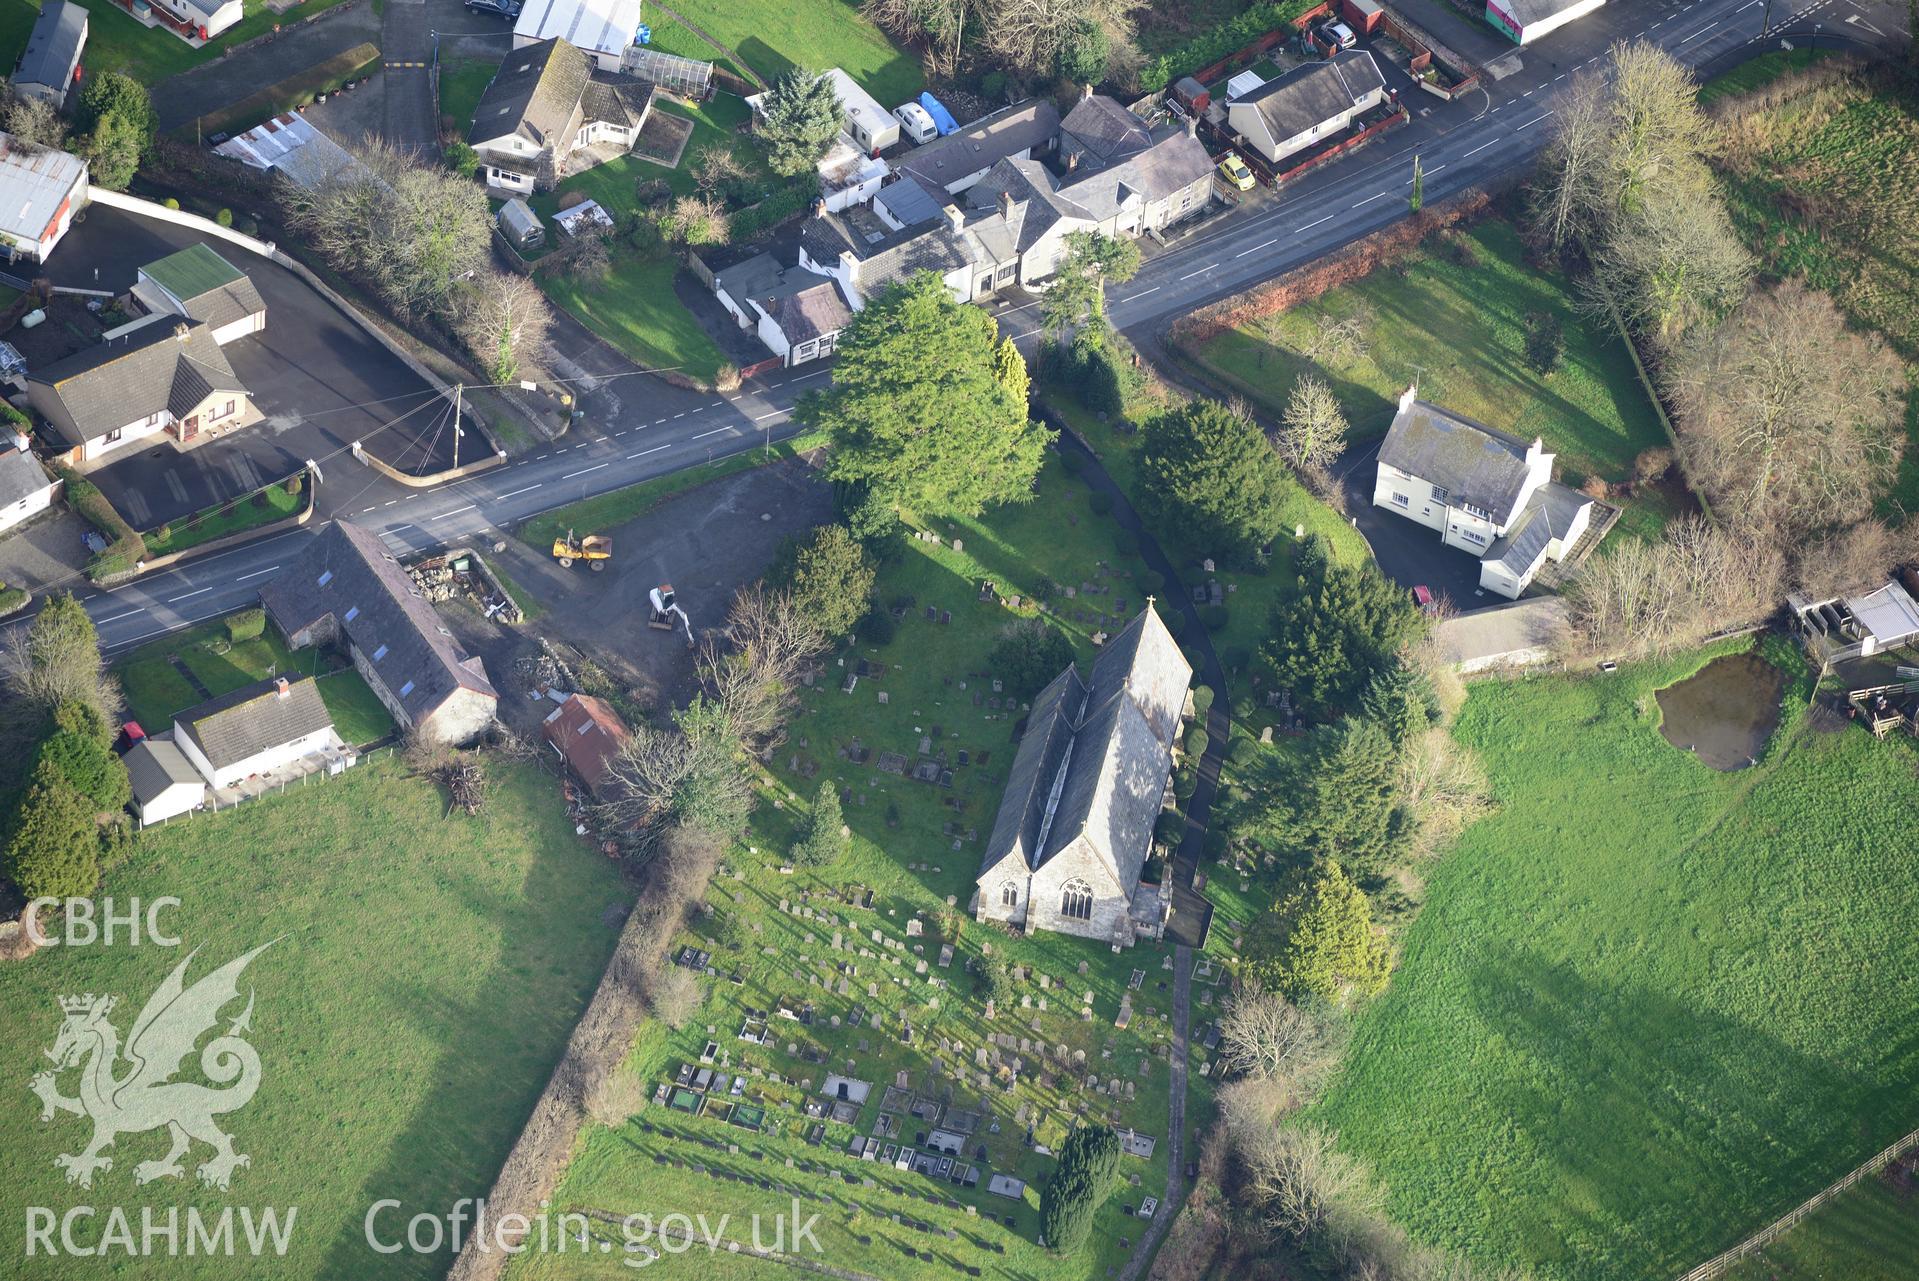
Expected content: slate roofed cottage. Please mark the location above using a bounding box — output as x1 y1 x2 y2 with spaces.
975 604 1191 945
541 693 630 798
171 676 343 791
259 521 499 746
468 37 654 194
1372 385 1599 599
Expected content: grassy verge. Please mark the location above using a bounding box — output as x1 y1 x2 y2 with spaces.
0 0 361 85
141 479 306 558
438 52 504 133
116 611 396 745
519 429 826 550
1698 47 1844 103
180 41 382 139
0 754 627 1279
1722 1172 1919 1281
1304 638 1919 1281
1184 219 1670 492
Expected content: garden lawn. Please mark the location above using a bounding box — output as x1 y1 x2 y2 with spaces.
1305 639 1919 1281
0 0 358 85
509 453 1192 1281
1708 67 1919 514
541 255 730 386
1722 1174 1919 1281
1186 219 1669 489
140 482 304 557
665 0 922 105
0 755 628 1280
116 611 396 746
439 53 505 134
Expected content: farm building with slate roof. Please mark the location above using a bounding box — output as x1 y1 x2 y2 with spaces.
133 244 267 346
260 521 499 745
975 604 1190 943
1226 50 1389 167
171 676 342 791
13 0 86 111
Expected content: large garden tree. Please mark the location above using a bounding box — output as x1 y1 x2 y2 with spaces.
1136 398 1295 562
787 524 877 640
989 616 1076 700
804 272 1050 517
4 591 116 720
791 779 848 867
35 700 130 814
1286 717 1403 882
1042 231 1141 336
758 67 843 176
1249 859 1390 1004
2 757 99 902
1040 1124 1122 1253
1262 546 1423 715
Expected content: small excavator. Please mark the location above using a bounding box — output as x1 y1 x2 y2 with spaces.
552 528 612 571
648 583 695 648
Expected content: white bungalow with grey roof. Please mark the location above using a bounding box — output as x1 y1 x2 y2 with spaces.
1226 50 1388 167
0 435 57 534
712 253 853 367
1372 385 1597 599
975 604 1190 944
1486 0 1606 44
124 738 206 826
13 0 86 111
172 676 342 791
153 0 244 39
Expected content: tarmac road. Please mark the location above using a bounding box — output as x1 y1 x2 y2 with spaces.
13 0 1909 654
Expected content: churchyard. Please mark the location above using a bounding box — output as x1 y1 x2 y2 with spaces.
516 450 1237 1280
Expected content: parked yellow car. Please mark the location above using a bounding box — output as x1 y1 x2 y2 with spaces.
1216 152 1256 191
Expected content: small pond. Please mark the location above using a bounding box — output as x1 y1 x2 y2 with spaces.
1656 651 1786 770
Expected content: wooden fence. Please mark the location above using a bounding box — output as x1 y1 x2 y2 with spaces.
1673 1125 1919 1281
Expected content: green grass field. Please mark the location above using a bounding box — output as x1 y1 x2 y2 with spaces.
665 0 922 104
1722 1173 1919 1281
140 482 305 557
439 53 505 135
1186 219 1671 493
1709 66 1919 515
0 755 628 1279
540 255 731 387
1696 47 1843 103
510 451 1201 1281
116 612 395 746
0 0 358 85
1303 640 1919 1281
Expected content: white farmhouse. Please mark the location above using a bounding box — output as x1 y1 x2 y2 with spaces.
712 253 853 367
1372 386 1597 599
172 676 343 791
975 605 1190 945
468 37 654 194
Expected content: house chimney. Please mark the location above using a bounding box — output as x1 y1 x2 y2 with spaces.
173 322 191 343
812 197 827 219
1398 383 1417 412
275 677 290 699
998 189 1013 221
1527 435 1546 465
944 203 965 233
1185 112 1199 138
1081 83 1093 101
10 431 27 454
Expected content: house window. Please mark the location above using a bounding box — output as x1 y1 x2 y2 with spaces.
1060 879 1093 921
104 428 122 444
1459 529 1487 546
223 401 236 419
1430 485 1448 502
1461 502 1491 520
1391 492 1410 509
398 680 415 698
1000 882 1019 908
372 644 388 661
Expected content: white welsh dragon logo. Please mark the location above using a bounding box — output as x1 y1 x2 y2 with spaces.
29 943 272 1191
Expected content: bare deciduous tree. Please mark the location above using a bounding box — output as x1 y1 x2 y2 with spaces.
1 93 66 150
584 1064 650 1128
1395 729 1494 862
1792 518 1919 600
1564 516 1784 660
1276 373 1350 473
1531 71 1610 250
1228 1120 1380 1243
645 964 704 1028
1584 180 1751 350
456 269 551 385
651 823 726 907
1666 281 1906 540
665 193 729 246
1217 991 1348 1102
980 0 1140 76
691 146 747 192
699 584 824 748
1301 313 1369 365
862 0 978 76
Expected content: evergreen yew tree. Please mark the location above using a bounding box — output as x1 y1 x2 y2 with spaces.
1263 553 1423 715
3 758 99 902
1136 399 1295 562
803 273 1050 517
1289 718 1401 881
35 700 130 813
758 67 843 176
1250 859 1390 1003
1360 662 1438 747
989 617 1075 700
792 780 848 867
1040 1125 1122 1253
790 524 876 639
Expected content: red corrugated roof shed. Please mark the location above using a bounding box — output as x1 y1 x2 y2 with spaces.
541 693 630 797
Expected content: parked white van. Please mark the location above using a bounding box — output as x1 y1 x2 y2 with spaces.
894 101 939 145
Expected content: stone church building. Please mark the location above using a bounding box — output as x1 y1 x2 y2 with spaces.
974 604 1191 944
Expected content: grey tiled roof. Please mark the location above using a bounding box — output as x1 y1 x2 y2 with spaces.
174 676 335 772
799 207 976 291
0 445 51 508
124 739 203 805
1485 482 1592 572
581 77 654 129
1235 50 1385 143
761 281 852 344
260 521 498 729
977 605 1191 884
1378 398 1538 525
1061 94 1152 163
1061 127 1212 217
894 100 1061 193
469 37 590 147
28 317 246 447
